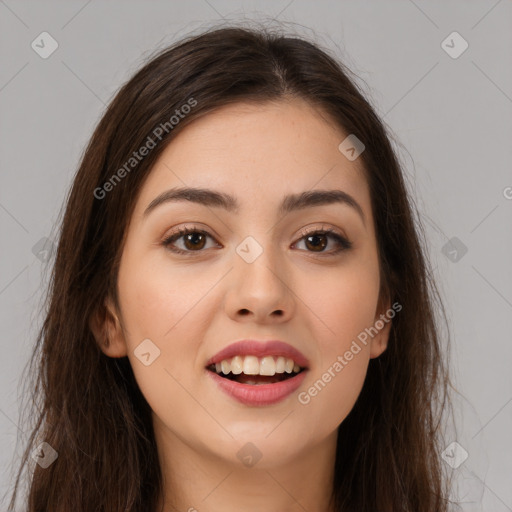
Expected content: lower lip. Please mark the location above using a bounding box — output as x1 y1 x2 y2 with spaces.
206 369 308 406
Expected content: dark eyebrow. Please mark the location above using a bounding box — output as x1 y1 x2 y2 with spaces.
143 186 365 225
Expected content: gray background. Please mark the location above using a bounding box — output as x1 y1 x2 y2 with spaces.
1 1 511 510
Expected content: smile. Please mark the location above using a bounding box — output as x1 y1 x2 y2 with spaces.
206 368 307 406
208 354 304 384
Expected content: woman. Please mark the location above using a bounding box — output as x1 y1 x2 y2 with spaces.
8 25 454 512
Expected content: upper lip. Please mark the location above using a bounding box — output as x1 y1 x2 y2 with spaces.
205 340 310 369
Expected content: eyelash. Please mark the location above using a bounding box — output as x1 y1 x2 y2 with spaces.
162 225 352 256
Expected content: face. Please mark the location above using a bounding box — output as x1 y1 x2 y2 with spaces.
94 98 391 470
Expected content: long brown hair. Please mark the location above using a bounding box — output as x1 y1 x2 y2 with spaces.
6 23 454 511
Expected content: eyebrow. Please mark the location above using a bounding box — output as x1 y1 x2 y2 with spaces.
143 186 366 225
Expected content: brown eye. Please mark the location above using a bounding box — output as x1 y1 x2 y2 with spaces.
304 233 328 252
162 228 219 254
182 232 206 250
294 229 352 255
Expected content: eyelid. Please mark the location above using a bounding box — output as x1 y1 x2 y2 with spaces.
295 224 346 240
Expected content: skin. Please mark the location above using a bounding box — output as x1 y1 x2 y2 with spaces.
91 97 391 512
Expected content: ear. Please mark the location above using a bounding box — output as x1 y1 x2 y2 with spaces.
369 295 393 359
89 295 128 358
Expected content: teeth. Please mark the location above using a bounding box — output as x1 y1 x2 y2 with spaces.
211 355 302 376
243 355 260 375
221 360 230 375
260 356 276 376
230 355 243 375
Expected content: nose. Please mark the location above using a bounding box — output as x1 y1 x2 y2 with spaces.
223 247 295 324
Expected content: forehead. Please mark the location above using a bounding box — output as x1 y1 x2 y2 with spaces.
134 99 371 219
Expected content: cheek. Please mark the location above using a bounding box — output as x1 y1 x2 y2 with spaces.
295 258 380 359
116 252 216 425
116 249 213 380
118 249 215 344
293 259 379 427
298 352 369 436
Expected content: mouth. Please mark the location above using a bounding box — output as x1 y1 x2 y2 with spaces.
206 355 306 386
205 359 308 407
206 356 306 386
204 339 310 405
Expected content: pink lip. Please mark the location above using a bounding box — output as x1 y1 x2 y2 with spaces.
206 369 308 406
205 340 310 369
